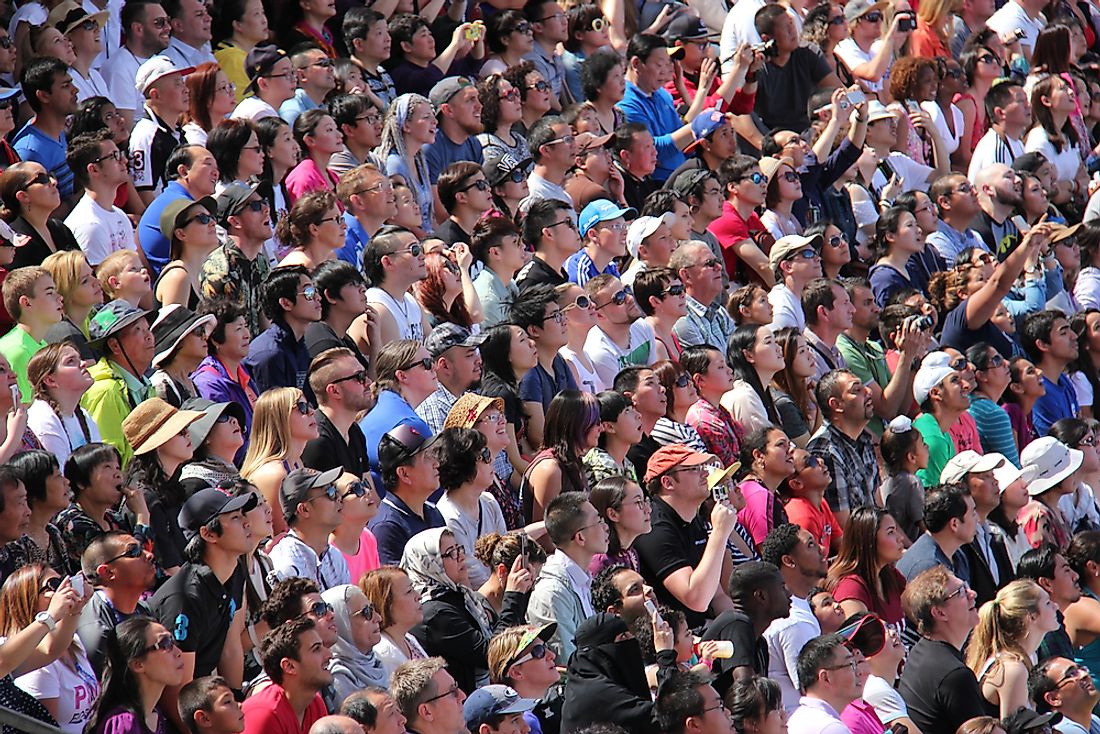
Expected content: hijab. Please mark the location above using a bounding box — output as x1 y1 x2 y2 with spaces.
400 528 493 639
321 584 388 690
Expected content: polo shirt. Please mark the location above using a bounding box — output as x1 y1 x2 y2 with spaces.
367 492 446 566
241 682 326 734
149 562 246 677
1055 714 1100 734
702 610 769 697
914 413 956 487
336 211 371 268
423 130 484 180
137 181 193 276
836 332 891 436
898 637 985 734
278 88 319 126
359 391 432 471
783 496 841 557
12 122 73 197
0 326 45 403
787 697 849 734
1034 373 1080 438
897 532 971 583
301 410 369 478
633 496 709 628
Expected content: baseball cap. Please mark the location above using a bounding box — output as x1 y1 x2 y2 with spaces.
1021 436 1084 496
683 108 726 154
181 398 247 449
424 322 488 359
245 45 288 89
768 233 822 269
663 13 712 41
215 181 273 225
136 55 194 95
578 199 636 237
866 100 897 124
178 486 258 540
912 352 957 405
939 451 1006 484
644 444 716 484
666 168 712 198
575 131 613 155
1003 708 1062 734
464 686 539 731
707 462 742 490
429 76 475 110
378 423 441 470
626 213 675 259
482 149 533 187
844 0 889 22
280 466 344 523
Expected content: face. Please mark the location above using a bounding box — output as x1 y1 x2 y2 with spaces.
608 567 654 621
298 51 335 94
1045 317 1080 363
293 628 334 689
875 514 905 565
178 203 219 254
403 24 437 61
366 691 407 734
533 0 568 42
439 533 469 587
173 0 212 42
1053 553 1082 605
35 28 76 65
824 285 855 330
19 163 61 213
197 686 244 734
524 71 553 113
0 478 29 543
134 622 186 687
85 453 123 505
305 115 344 157
234 0 268 43
1044 658 1098 712
821 226 851 271
183 150 220 196
849 286 879 333
113 318 156 373
623 130 657 177
422 670 467 731
288 275 323 323
1010 358 1046 400
698 349 735 394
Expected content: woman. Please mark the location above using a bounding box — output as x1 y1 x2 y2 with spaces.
181 63 237 146
929 57 966 160
434 428 508 588
193 299 260 441
1071 309 1100 417
584 391 642 487
770 327 818 447
480 11 533 77
41 250 101 360
476 73 531 163
808 221 852 280
578 49 624 135
26 342 100 467
966 579 1060 718
890 57 939 166
911 0 953 60
474 530 545 617
27 24 74 66
213 0 269 102
1027 75 1088 195
801 3 851 84
330 60 366 99
7 450 68 573
149 305 214 407
402 527 525 693
276 190 345 269
1001 356 1045 454
84 617 186 734
521 389 600 523
955 46 1000 163
224 478 274 682
285 109 343 204
240 387 319 536
651 360 708 452
444 394 522 530
760 157 803 241
723 324 784 434
413 249 479 330
0 163 78 270
0 90 20 171
589 476 651 575
735 427 795 549
558 283 600 393
360 566 429 684
155 198 220 309
1027 25 1074 96
321 584 388 708
4 564 95 733
726 675 786 734
207 119 266 190
274 0 336 56
120 398 202 575
989 461 1032 568
480 323 538 476
330 473 380 582
178 400 247 490
1074 229 1100 311
1065 531 1100 693
727 284 774 327
868 207 925 307
377 94 435 234
486 149 530 220
256 115 297 254
966 343 1020 466
1049 419 1100 534
826 507 907 631
1020 174 1051 228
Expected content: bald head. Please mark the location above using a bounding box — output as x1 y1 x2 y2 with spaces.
309 716 362 734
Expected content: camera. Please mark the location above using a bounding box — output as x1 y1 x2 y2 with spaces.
752 39 777 57
905 314 934 331
898 16 915 31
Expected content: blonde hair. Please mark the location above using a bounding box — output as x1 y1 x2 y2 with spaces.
487 626 530 684
42 250 91 314
965 579 1047 674
97 250 142 300
917 0 958 38
240 387 304 479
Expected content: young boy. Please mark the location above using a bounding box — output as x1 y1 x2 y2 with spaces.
179 676 245 734
0 266 63 402
779 447 843 558
98 250 153 309
463 684 539 734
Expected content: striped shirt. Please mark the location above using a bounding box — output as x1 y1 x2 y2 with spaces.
968 395 1021 467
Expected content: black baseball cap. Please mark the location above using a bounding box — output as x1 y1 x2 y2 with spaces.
178 486 257 540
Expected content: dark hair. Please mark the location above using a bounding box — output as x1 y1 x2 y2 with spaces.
1017 543 1060 583
437 161 483 213
341 686 389 726
626 33 666 63
528 115 566 163
801 278 841 327
726 323 781 425
261 265 311 323
580 47 622 103
84 616 162 734
726 676 783 734
770 326 813 422
543 389 600 468
545 491 591 545
826 506 903 609
1029 658 1062 714
726 559 781 608
212 0 251 43
479 322 522 386
522 199 573 250
923 483 972 533
477 73 512 134
655 671 710 734
64 442 122 499
70 97 119 139
589 476 635 555
633 267 676 317
122 0 161 34
565 4 603 53
386 13 429 66
1070 309 1100 405
1066 531 1100 581
1049 418 1093 451
256 115 292 185
471 215 522 265
485 10 526 54
760 523 801 568
985 78 1023 121
260 616 316 686
343 7 385 49
260 576 321 629
7 450 59 509
591 563 631 612
501 60 538 105
593 390 635 450
179 676 233 734
795 633 845 693
611 122 650 157
292 109 334 154
435 427 488 491
754 3 789 36
1032 75 1081 153
881 420 922 475
362 225 413 285
716 154 759 192
20 57 68 114
1021 309 1069 362
312 259 366 321
66 129 113 189
872 206 913 261
198 296 248 354
1032 24 1072 74
509 283 558 333
207 119 256 183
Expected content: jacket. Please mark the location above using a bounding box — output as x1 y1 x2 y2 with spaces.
242 320 310 394
964 534 1015 607
80 358 147 467
527 552 588 661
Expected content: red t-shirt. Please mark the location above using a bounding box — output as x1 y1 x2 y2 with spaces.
833 569 906 628
707 201 769 283
784 495 843 557
242 684 326 734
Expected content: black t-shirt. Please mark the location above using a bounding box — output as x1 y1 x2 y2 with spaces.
898 637 985 734
633 496 710 629
516 257 568 291
150 562 246 677
940 300 1014 359
304 321 370 371
626 433 659 485
302 409 370 478
701 610 769 698
971 209 1021 261
754 48 833 132
434 219 471 247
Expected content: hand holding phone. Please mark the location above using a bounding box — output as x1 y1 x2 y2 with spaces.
8 384 18 406
69 572 85 597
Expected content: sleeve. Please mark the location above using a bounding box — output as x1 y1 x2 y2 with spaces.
100 711 145 734
518 369 544 405
417 601 492 669
618 92 683 164
832 574 873 608
14 662 60 699
1071 371 1094 408
818 139 864 190
527 582 579 660
127 125 154 190
633 523 693 581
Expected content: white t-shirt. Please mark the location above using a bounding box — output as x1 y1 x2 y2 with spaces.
968 128 1025 184
986 0 1045 54
768 283 805 331
870 152 935 193
584 319 657 389
862 673 908 725
8 2 46 40
559 345 602 393
14 644 99 734
70 67 109 103
64 193 137 265
1025 127 1083 182
835 38 890 94
26 400 101 469
100 47 147 118
720 0 765 73
231 96 279 122
436 492 508 589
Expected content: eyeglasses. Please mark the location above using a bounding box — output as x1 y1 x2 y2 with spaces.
355 113 383 126
299 285 318 301
440 544 466 560
948 356 970 372
460 178 490 192
661 283 685 297
544 308 566 324
701 702 730 716
39 577 62 594
150 16 170 27
0 35 14 48
301 601 335 618
627 495 652 510
318 216 347 227
393 243 424 258
861 11 883 21
825 656 860 673
22 172 55 189
1055 664 1091 687
562 294 592 312
105 543 143 564
510 21 532 33
310 58 334 68
423 684 462 705
403 357 434 372
143 635 177 655
573 517 606 537
691 257 723 270
1079 434 1098 447
509 642 548 668
740 172 767 185
527 80 552 92
92 148 125 164
354 602 376 620
342 480 374 499
217 82 236 95
544 134 575 147
944 582 970 602
501 88 520 102
596 287 632 309
184 212 215 226
294 400 314 415
333 370 369 386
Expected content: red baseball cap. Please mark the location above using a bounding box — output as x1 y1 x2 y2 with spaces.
644 444 716 484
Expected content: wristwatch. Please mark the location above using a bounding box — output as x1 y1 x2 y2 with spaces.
33 611 57 632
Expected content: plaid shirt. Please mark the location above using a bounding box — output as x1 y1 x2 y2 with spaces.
807 422 880 513
685 398 744 468
674 296 735 350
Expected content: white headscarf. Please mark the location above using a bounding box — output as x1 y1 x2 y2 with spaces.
321 584 388 693
400 527 493 639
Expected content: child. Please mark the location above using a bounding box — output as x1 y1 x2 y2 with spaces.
990 301 1026 357
0 266 62 402
463 684 539 734
779 447 843 558
97 250 153 309
387 183 425 234
179 676 245 734
878 415 929 547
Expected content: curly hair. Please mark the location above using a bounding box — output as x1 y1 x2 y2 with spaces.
478 73 512 134
501 60 538 104
801 3 834 50
435 427 488 491
274 189 339 250
889 56 936 102
413 252 475 328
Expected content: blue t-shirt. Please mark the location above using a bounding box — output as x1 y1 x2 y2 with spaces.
358 389 433 470
137 181 192 277
939 300 1014 358
336 211 370 268
12 122 73 197
423 131 484 180
1034 373 1080 438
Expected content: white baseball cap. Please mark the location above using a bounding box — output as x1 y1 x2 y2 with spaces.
135 55 194 96
626 213 674 259
939 451 1006 484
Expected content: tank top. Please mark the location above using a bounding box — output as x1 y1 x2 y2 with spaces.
1076 588 1100 693
366 287 425 343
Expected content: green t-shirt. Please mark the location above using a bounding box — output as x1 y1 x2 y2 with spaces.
836 333 892 437
0 326 45 403
914 412 956 487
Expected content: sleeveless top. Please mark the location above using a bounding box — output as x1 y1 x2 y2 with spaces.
976 652 1024 717
954 92 988 153
366 287 425 343
154 263 200 310
1076 588 1100 694
519 448 587 523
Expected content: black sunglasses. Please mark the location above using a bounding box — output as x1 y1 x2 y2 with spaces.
185 212 215 226
22 172 54 190
661 283 685 297
301 600 334 618
460 178 490 192
39 577 62 594
105 543 143 564
674 373 690 388
596 287 632 309
294 400 313 415
332 370 369 386
354 602 376 619
342 480 374 499
403 357 433 371
477 446 492 464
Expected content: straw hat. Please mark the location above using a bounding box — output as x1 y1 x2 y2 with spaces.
122 397 204 455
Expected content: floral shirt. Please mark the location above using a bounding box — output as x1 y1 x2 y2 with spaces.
54 503 150 576
4 525 67 576
582 447 639 489
201 239 271 336
1020 499 1071 551
685 398 743 468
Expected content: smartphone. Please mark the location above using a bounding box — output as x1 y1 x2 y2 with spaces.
1011 214 1031 233
845 89 866 106
906 100 921 115
69 572 85 597
464 23 482 42
519 532 528 564
644 599 661 622
712 484 729 504
876 159 894 181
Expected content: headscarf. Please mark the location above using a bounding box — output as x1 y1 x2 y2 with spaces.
568 613 650 699
321 584 388 692
375 93 435 227
400 528 493 639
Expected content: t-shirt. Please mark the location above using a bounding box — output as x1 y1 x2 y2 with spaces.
242 683 327 734
783 495 842 557
14 644 99 734
882 473 924 543
833 569 906 628
940 299 1014 358
423 132 484 180
701 610 769 698
1034 373 1080 437
914 413 956 487
634 496 710 628
64 193 137 265
1025 127 1083 182
835 38 890 94
968 129 1025 183
584 320 656 389
12 122 73 197
0 326 45 403
753 48 833 132
128 111 181 194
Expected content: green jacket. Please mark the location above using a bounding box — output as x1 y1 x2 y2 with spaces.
80 358 148 467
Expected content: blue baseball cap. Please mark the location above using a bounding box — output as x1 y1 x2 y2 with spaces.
578 199 636 237
684 108 727 153
464 685 538 732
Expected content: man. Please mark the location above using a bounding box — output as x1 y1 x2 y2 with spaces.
1029 658 1100 734
621 214 675 288
527 492 608 660
634 444 737 629
611 123 660 211
566 198 635 286
14 58 78 198
268 467 351 590
328 95 382 180
897 483 978 583
363 226 430 345
768 234 823 331
941 451 1016 605
137 145 219 277
708 155 771 286
76 532 155 673
472 216 524 328
424 77 484 187
926 173 987 266
387 14 483 99
52 2 109 101
583 274 657 388
258 577 340 664
415 324 485 433
64 130 137 266
486 625 561 734
635 269 689 386
674 110 740 179
1023 309 1080 437
952 0 995 56
131 55 192 205
81 300 156 464
671 242 733 349
304 263 372 368
101 0 170 126
913 352 971 486
202 181 273 336
151 487 253 699
565 130 626 209
390 658 468 734
986 0 1046 54
752 6 842 133
512 285 576 448
761 524 829 711
803 278 854 381
523 0 568 109
369 423 445 565
788 634 866 734
1018 545 1082 661
970 82 1030 184
703 561 792 698
972 163 1024 259
335 164 395 269
303 349 372 478
619 34 693 182
463 685 539 734
590 564 657 625
836 277 924 435
807 369 879 528
162 0 214 67
516 198 581 290
242 618 330 734
279 45 336 126
232 45 295 122
863 100 946 195
898 567 985 734
520 116 576 211
436 162 493 247
669 170 726 283
0 267 62 401
244 265 319 393
654 671 737 734
343 8 395 109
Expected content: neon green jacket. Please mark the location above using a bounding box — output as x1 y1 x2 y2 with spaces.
80 358 148 467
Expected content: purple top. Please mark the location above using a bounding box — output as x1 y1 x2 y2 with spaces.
96 707 166 734
589 547 641 576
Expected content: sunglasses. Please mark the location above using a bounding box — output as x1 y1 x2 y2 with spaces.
978 53 998 64
460 178 490 192
862 11 883 21
674 373 690 388
587 16 607 31
342 480 373 499
143 635 177 655
106 543 143 564
354 602 376 620
979 354 1006 369
310 484 339 502
294 400 314 415
741 172 767 185
527 80 551 92
799 455 821 471
511 21 532 33
661 283 685 297
238 199 267 213
827 14 846 24
184 212 215 226
562 294 592 311
596 287 632 309
0 35 13 48
509 642 548 668
299 285 318 301
301 601 335 618
393 243 424 258
789 248 819 260
403 357 434 371
948 356 970 371
39 577 62 594
826 235 847 247
501 88 520 101
477 446 493 464
22 172 55 189
333 370 369 386
777 171 799 183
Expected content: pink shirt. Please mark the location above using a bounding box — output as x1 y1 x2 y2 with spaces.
284 159 339 206
341 529 380 584
737 479 775 547
948 411 983 455
841 698 886 734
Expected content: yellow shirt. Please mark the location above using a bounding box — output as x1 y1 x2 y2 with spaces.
215 41 250 103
